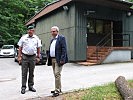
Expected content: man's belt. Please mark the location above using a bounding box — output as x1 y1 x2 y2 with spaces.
23 53 36 57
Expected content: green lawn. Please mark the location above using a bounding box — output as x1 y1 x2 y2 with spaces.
61 80 133 100
38 80 133 100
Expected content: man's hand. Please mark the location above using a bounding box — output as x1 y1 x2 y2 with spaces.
36 54 40 64
17 47 22 64
17 56 22 64
36 54 40 58
36 57 40 63
59 61 64 66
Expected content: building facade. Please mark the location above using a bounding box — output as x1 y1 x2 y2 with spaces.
26 0 133 63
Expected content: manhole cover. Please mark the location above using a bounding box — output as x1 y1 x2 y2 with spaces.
0 78 16 82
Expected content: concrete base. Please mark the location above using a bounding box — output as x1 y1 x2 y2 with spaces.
103 50 131 64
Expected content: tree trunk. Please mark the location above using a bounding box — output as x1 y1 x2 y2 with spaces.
115 76 133 100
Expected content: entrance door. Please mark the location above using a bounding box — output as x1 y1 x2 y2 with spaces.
113 21 123 46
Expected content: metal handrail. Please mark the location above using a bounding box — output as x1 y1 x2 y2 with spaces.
96 33 111 47
95 33 130 63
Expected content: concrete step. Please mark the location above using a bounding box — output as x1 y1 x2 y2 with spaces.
77 62 97 66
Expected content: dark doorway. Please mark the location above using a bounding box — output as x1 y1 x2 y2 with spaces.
113 21 123 46
87 18 111 46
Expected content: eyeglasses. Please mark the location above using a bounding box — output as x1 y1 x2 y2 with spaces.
51 31 57 33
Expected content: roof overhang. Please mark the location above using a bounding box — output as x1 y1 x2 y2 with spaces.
26 0 72 26
26 0 133 26
73 0 133 10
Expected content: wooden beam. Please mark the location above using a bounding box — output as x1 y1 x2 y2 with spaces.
115 76 133 100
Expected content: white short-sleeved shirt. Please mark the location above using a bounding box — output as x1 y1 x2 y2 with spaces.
17 34 42 55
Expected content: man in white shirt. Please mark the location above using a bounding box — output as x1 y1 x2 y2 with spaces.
47 26 68 97
17 25 42 94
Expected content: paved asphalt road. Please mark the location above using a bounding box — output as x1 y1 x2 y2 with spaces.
0 58 133 100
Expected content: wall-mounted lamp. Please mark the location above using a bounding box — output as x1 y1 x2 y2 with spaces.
84 10 96 16
127 12 131 17
63 6 68 11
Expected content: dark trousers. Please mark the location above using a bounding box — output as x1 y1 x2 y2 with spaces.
21 54 36 89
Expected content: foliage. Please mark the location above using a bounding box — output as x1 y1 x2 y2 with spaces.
0 0 53 47
128 0 133 2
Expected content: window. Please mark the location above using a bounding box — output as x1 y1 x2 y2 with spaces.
96 20 103 34
87 18 111 34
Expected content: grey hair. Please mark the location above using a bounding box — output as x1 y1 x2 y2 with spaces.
51 26 59 32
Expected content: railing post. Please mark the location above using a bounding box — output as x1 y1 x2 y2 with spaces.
129 34 130 46
96 46 98 61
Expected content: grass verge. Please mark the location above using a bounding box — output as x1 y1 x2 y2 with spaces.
30 80 133 100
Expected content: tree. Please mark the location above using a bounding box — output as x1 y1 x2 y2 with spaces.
0 0 53 46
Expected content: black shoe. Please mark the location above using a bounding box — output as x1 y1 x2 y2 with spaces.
51 90 55 93
21 89 25 94
51 89 61 94
29 87 36 92
52 92 59 97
